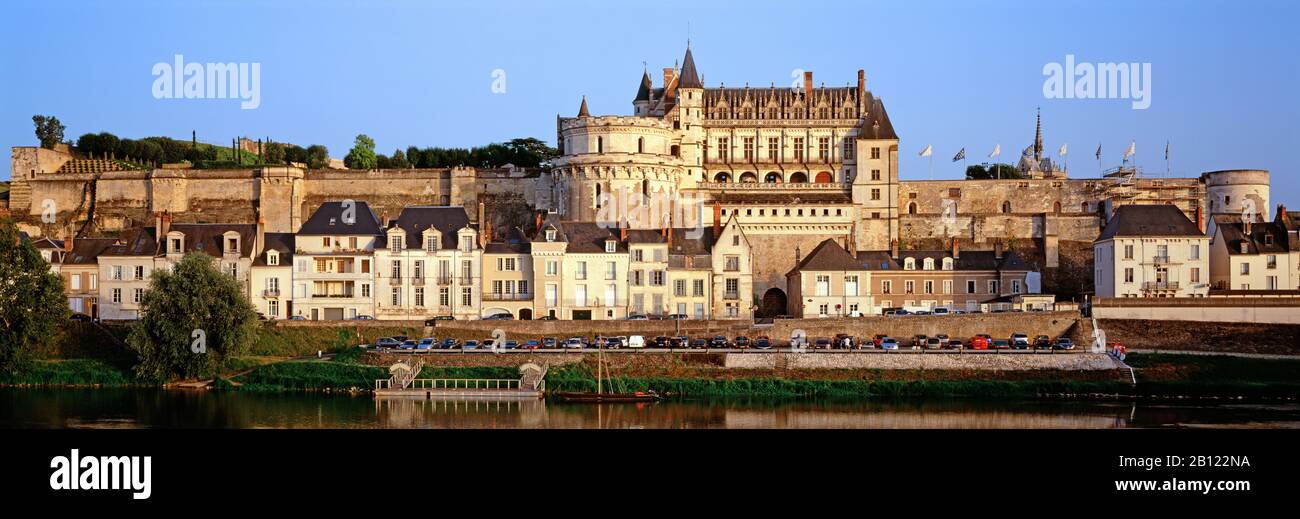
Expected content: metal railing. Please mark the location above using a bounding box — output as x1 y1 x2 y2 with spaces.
374 378 538 391
1141 281 1179 291
483 293 532 301
262 289 280 297
1151 255 1171 264
411 277 425 286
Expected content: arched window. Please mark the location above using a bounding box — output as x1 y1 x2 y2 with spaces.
764 172 783 183
942 257 954 270
739 172 757 183
670 144 680 157
1082 202 1090 213
637 137 644 154
789 172 808 183
814 171 833 183
1001 201 1011 214
595 183 602 208
714 172 731 183
597 137 603 154
642 179 649 196
904 258 916 271
1053 201 1061 214
908 202 918 215
923 258 935 271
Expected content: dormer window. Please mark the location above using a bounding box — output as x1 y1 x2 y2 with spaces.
605 240 617 253
904 258 915 271
227 238 238 254
923 258 935 271
1265 234 1274 246
546 229 557 242
460 236 473 252
1240 242 1249 254
942 257 954 270
267 250 279 266
170 238 182 253
389 235 403 252
425 233 440 252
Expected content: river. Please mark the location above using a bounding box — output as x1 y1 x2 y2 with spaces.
4 388 1299 428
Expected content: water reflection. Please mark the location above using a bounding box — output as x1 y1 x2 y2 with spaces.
2 389 1298 429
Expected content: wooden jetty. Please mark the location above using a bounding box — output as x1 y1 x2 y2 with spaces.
374 361 545 399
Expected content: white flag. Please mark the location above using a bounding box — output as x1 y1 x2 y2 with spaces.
919 144 932 157
1123 140 1136 159
1058 143 1068 157
988 144 1001 159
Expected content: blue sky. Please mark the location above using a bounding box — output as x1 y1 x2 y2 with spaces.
3 0 1296 209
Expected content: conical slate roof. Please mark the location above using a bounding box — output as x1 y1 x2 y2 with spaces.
678 46 703 89
578 96 590 117
635 70 653 101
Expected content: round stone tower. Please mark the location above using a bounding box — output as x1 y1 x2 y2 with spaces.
1202 169 1270 220
552 104 684 226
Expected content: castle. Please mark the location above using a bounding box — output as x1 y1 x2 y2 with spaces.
9 44 1274 316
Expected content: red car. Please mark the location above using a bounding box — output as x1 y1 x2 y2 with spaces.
969 334 992 350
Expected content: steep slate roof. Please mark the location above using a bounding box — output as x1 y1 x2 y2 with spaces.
64 238 118 265
1097 205 1203 241
713 192 854 205
881 250 1031 271
792 239 864 272
577 96 590 117
860 94 898 140
558 222 624 253
298 201 383 236
166 223 257 258
1213 215 1290 255
677 47 703 89
792 239 1031 274
102 227 159 257
635 71 653 102
253 232 295 266
485 227 531 254
389 206 472 250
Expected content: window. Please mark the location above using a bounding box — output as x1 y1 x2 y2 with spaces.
943 280 953 294
1012 280 1022 294
923 258 935 271
693 279 705 296
743 137 754 161
545 229 557 241
793 138 804 161
545 284 558 306
322 237 330 248
1190 244 1200 261
461 287 472 306
818 304 829 316
542 260 557 276
989 280 1000 294
767 138 779 161
924 280 934 294
1267 255 1277 269
904 280 915 294
674 279 687 297
89 274 96 290
843 139 854 158
881 280 892 294
70 274 81 291
361 284 371 298
871 188 880 200
426 234 439 251
967 280 976 294
815 275 830 296
633 249 643 262
817 137 829 160
717 138 729 162
170 238 182 253
439 287 450 307
871 169 881 181
497 258 516 271
133 288 143 304
1241 263 1250 275
391 287 401 306
267 251 279 266
576 262 587 280
845 275 858 296
391 260 401 279
732 235 740 246
575 285 587 307
112 288 121 304
726 278 739 297
904 258 915 270
1124 268 1134 283
1190 267 1201 284
268 300 278 317
1123 244 1134 260
227 263 237 277
134 266 145 280
871 147 881 159
725 256 740 271
605 241 616 253
606 261 617 280
389 235 402 252
413 261 423 280
650 270 665 286
414 287 425 307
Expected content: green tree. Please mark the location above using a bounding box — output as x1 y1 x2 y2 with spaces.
305 144 329 169
965 163 1024 180
127 252 257 382
32 115 66 149
264 142 286 165
0 219 70 374
389 148 409 168
343 134 377 169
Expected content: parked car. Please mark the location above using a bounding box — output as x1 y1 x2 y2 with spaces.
873 334 888 347
416 337 436 350
537 315 558 321
523 340 541 350
627 335 646 349
754 336 772 349
709 335 729 348
502 340 520 350
947 338 964 350
925 337 942 349
970 334 992 350
668 314 689 320
691 338 709 349
542 337 558 349
289 315 307 321
653 336 672 348
1033 335 1052 350
879 337 900 350
483 313 514 320
733 336 751 349
672 336 689 348
398 340 417 350
789 334 808 349
564 337 585 349
936 334 950 347
463 340 480 350
912 334 929 349
813 337 833 350
425 316 455 326
1056 337 1076 350
375 337 401 349
931 307 950 316
626 314 648 320
834 334 855 349
352 315 374 321
990 339 1012 350
1010 333 1030 349
441 338 459 349
70 313 94 323
482 339 498 349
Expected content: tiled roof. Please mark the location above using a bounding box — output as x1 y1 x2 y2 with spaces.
253 232 295 266
166 223 257 258
792 239 1030 274
64 238 119 265
1213 215 1289 255
298 201 383 236
388 206 472 250
1098 205 1203 240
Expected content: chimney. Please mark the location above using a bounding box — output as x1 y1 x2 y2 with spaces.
64 234 74 252
157 211 172 245
663 67 675 89
255 217 266 257
795 246 801 264
534 212 543 233
479 219 491 249
994 239 1004 260
1244 217 1253 236
803 71 813 98
857 69 865 96
952 238 960 260
477 200 485 226
890 239 899 259
712 200 722 238
1196 205 1205 233
620 225 627 242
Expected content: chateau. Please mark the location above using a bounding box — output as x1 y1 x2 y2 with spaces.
10 44 1285 320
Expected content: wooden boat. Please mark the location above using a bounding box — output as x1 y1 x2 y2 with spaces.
551 338 661 403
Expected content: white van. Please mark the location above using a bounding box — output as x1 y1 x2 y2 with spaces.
627 335 646 348
931 307 950 316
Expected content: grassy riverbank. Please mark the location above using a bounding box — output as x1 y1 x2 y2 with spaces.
0 359 138 387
